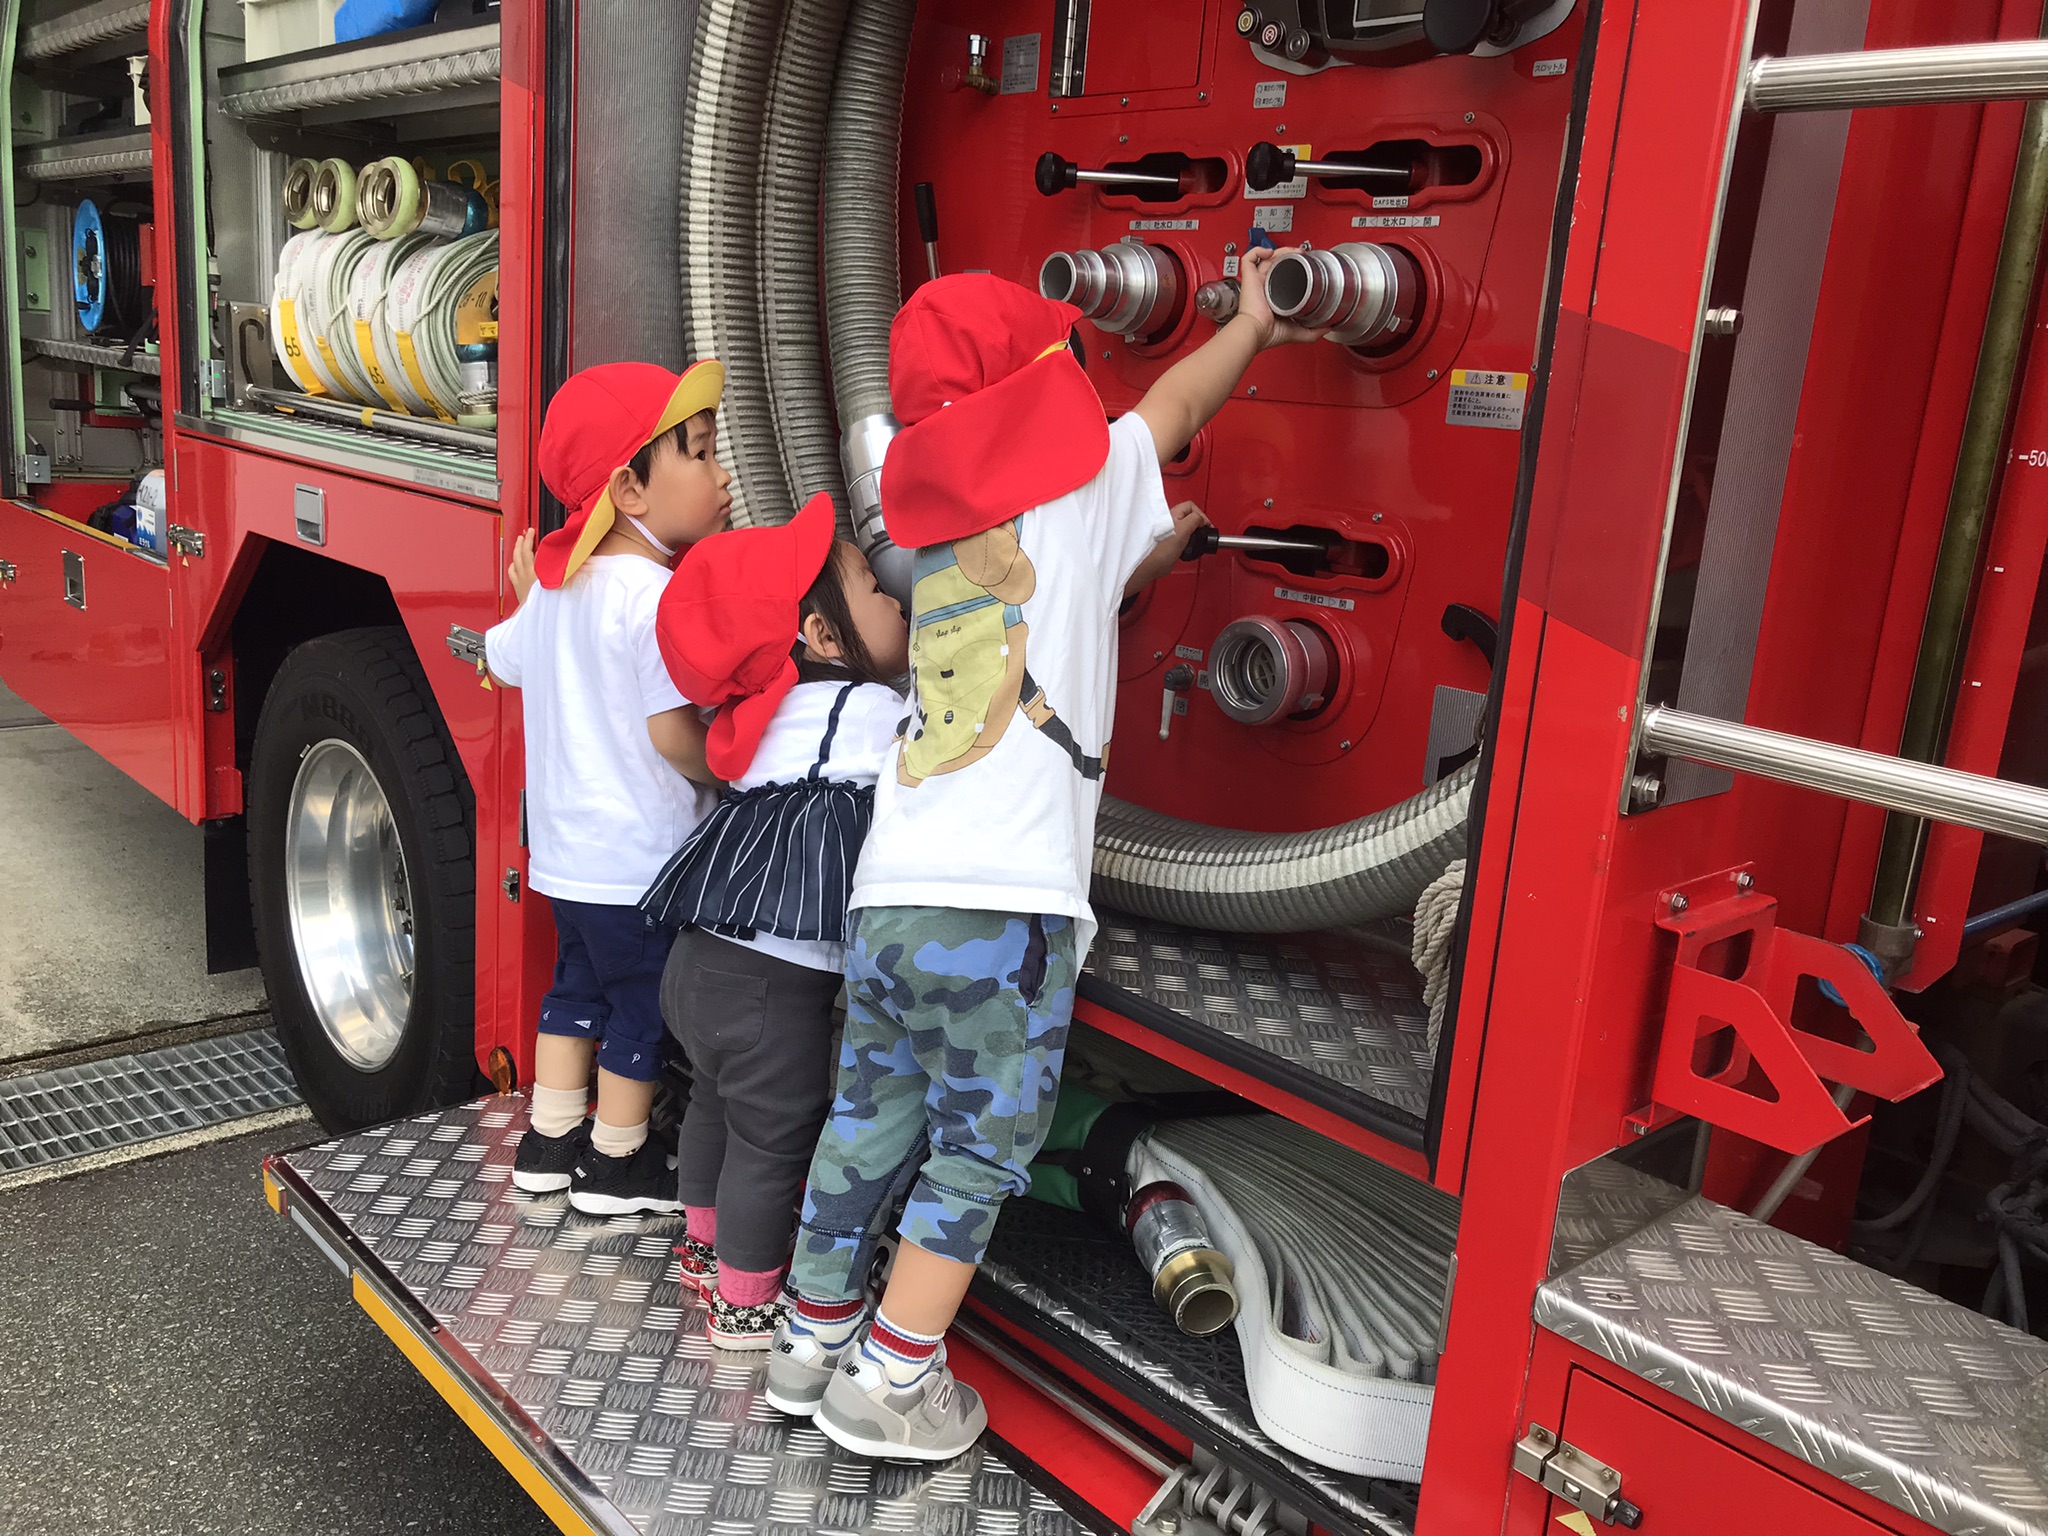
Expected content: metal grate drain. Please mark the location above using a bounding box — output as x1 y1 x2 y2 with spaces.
0 1028 301 1172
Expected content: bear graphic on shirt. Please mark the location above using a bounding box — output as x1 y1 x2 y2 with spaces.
900 523 1035 786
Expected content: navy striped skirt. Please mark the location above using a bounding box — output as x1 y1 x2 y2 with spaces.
638 778 874 944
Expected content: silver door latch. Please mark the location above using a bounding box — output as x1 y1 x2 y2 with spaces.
446 625 487 666
167 524 205 558
1513 1424 1641 1527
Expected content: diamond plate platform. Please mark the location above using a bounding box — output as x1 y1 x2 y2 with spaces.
978 1199 1418 1536
1535 1195 2048 1536
0 1027 299 1173
272 1099 1101 1536
1083 912 1434 1145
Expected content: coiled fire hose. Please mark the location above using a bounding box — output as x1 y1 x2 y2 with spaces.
382 231 499 427
345 230 435 412
1143 1116 1451 1480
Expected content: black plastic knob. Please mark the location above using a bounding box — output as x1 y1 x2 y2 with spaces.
1424 0 1497 53
1035 150 1077 197
1180 525 1223 561
1244 141 1296 192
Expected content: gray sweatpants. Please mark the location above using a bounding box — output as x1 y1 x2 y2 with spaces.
659 927 841 1275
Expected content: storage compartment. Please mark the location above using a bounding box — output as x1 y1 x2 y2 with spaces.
184 0 502 494
3 1 164 509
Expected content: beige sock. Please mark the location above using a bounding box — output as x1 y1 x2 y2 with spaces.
529 1083 588 1139
589 1116 648 1159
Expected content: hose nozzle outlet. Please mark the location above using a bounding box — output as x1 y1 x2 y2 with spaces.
1040 242 1186 344
1266 241 1421 351
1127 1181 1239 1337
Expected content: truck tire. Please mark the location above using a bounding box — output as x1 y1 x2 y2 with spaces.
248 627 477 1131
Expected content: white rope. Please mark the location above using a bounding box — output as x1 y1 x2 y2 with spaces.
1411 857 1466 1052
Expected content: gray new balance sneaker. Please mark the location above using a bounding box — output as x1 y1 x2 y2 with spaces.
814 1345 987 1462
763 1316 857 1417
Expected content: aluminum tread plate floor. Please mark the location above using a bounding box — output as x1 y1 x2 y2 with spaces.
1082 912 1434 1143
1534 1194 2048 1536
977 1199 1418 1536
279 1099 1095 1536
0 1027 299 1172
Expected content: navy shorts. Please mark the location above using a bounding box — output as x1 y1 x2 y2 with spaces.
539 898 671 1083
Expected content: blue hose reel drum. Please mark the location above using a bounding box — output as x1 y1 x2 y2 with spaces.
74 199 109 333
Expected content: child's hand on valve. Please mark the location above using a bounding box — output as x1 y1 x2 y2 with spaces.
1126 502 1211 597
1237 246 1329 348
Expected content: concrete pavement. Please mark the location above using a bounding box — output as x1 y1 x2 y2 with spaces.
0 1121 554 1536
0 680 265 1062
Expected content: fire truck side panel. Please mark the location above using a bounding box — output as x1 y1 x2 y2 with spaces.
0 499 179 803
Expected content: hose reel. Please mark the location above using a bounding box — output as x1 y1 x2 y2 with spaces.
72 199 148 340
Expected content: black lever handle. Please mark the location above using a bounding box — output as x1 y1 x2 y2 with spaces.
913 181 939 244
1036 150 1186 197
1245 140 1411 193
1441 602 1499 669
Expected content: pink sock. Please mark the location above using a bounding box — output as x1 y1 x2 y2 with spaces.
686 1206 717 1245
719 1263 785 1307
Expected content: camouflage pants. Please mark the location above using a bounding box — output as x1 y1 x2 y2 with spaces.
789 906 1080 1301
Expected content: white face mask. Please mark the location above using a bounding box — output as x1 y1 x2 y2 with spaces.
625 513 678 559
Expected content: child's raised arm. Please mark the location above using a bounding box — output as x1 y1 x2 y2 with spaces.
648 706 723 788
1130 247 1323 465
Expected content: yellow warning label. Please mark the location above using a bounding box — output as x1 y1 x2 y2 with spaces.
1555 1511 1596 1536
455 269 499 348
1446 369 1530 431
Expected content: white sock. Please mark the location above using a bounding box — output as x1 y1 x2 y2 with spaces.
529 1083 588 1139
860 1308 945 1389
589 1116 648 1159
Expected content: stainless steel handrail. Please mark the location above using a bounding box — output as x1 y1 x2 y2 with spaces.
1749 40 2048 112
1640 707 2048 844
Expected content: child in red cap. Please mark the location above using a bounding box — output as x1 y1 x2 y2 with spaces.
487 359 733 1214
773 251 1319 1459
636 492 910 1350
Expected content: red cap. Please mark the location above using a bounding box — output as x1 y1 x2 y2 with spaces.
533 359 725 588
880 274 1111 549
655 492 838 780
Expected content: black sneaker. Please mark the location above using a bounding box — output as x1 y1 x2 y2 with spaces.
706 1286 785 1351
511 1119 587 1194
569 1139 683 1216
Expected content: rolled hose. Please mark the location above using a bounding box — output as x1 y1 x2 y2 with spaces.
383 232 500 427
709 0 1476 934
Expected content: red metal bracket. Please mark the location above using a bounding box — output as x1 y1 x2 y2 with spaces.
1633 866 1943 1156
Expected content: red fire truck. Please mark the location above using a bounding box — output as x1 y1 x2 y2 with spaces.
7 0 2048 1532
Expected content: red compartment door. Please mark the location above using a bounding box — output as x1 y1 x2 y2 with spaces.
0 499 181 808
1554 1372 1927 1535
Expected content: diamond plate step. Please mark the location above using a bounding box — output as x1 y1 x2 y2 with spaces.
271 1099 1105 1536
0 1027 299 1173
977 1199 1418 1536
1083 912 1434 1147
1536 1195 2048 1536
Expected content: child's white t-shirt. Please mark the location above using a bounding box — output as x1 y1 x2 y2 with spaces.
484 554 715 905
708 679 903 975
849 411 1173 959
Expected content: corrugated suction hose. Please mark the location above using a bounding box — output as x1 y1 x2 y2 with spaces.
697 0 1476 934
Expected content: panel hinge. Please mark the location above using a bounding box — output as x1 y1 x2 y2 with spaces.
446 624 487 667
167 523 205 558
0 559 14 583
1513 1424 1641 1528
502 867 520 902
16 451 50 485
199 358 228 401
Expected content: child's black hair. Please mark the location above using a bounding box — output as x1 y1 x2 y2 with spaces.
624 408 713 486
794 542 899 688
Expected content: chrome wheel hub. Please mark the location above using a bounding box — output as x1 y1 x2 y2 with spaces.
285 738 415 1071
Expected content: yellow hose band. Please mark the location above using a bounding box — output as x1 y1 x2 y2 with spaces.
353 319 405 410
395 330 456 422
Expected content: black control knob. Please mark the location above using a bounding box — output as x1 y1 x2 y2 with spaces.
1244 141 1296 192
1235 5 1261 36
1036 151 1078 197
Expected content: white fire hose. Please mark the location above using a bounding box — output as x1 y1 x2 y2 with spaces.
1137 1116 1453 1481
